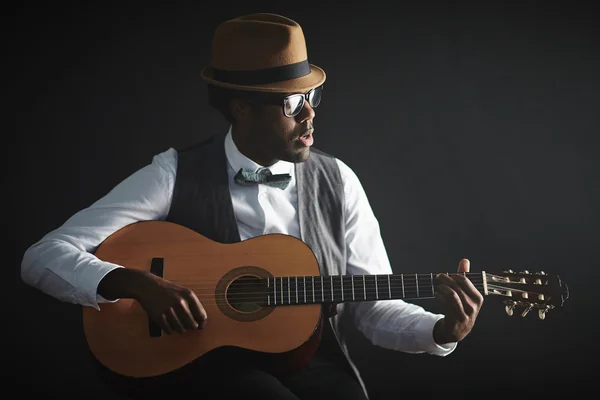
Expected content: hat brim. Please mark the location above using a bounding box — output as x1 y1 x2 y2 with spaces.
200 64 326 93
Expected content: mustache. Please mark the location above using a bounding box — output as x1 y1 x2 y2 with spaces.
295 125 314 139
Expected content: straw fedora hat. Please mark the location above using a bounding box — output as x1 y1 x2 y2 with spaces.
200 13 326 93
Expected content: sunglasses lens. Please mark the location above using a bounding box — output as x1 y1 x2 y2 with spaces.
308 86 322 108
285 95 304 116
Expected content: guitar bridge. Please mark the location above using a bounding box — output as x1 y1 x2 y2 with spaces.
149 257 164 338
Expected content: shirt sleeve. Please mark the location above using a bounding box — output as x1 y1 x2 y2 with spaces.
336 158 457 356
20 149 178 310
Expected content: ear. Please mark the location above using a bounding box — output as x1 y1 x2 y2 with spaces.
230 98 251 122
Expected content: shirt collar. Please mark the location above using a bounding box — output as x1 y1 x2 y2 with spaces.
224 126 294 176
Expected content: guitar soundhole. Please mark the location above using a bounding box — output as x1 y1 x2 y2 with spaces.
227 275 264 313
216 266 274 322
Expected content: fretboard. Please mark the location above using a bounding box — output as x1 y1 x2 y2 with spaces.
263 273 486 306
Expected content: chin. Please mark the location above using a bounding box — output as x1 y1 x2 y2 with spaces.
287 148 310 163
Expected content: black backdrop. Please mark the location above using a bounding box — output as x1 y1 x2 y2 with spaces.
12 1 599 398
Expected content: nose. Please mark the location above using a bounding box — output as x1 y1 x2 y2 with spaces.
296 100 315 123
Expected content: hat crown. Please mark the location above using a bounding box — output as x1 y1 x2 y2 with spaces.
210 13 308 72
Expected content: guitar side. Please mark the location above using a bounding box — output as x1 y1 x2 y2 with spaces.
82 220 323 378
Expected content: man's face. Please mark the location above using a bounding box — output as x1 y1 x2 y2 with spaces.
236 87 320 165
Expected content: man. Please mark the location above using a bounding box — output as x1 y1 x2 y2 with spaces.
21 13 484 400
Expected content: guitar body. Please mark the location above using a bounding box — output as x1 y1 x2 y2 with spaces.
82 221 324 380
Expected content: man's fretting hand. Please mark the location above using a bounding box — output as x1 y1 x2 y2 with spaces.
433 258 484 345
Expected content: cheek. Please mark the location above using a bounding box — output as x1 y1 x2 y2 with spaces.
262 111 296 142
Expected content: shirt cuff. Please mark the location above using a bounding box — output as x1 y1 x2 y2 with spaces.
414 313 458 356
78 261 123 310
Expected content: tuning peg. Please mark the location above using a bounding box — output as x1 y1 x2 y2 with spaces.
535 271 546 275
504 269 514 274
521 304 533 317
505 301 516 316
523 270 530 274
538 305 552 320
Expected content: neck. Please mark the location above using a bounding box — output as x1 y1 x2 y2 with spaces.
231 125 278 167
260 272 486 306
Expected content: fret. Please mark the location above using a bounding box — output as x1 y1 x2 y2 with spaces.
340 275 344 302
403 274 435 299
377 275 390 300
418 273 436 298
363 275 378 301
330 276 334 302
321 276 324 302
312 276 315 303
415 273 419 297
430 273 435 296
274 277 277 305
295 277 298 304
280 277 284 305
388 275 391 299
303 276 306 303
363 275 366 300
401 274 405 298
288 277 291 305
353 275 365 302
342 276 353 303
267 277 271 306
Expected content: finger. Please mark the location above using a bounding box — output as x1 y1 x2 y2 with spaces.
174 299 199 330
167 308 186 334
437 273 472 313
436 284 466 321
158 313 174 335
457 258 470 273
452 274 485 309
186 291 208 328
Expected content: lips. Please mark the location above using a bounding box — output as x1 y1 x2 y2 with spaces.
298 129 314 147
297 128 313 139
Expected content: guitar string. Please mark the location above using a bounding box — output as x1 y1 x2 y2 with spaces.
169 279 487 300
151 272 535 287
152 272 484 284
142 283 496 303
157 275 527 295
168 283 483 300
151 283 544 305
121 284 541 308
162 273 487 286
153 288 542 307
176 279 486 293
176 276 486 287
179 281 487 294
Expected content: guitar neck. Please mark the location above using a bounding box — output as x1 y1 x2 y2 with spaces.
263 272 486 306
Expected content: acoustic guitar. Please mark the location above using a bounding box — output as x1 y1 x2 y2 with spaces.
82 220 569 379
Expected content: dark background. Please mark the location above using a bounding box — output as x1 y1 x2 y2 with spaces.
11 0 598 398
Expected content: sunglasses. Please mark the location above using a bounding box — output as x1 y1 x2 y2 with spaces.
250 85 323 117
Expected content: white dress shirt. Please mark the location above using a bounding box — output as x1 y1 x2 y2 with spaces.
21 128 456 356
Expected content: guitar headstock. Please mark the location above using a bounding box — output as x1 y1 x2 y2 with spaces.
484 270 569 320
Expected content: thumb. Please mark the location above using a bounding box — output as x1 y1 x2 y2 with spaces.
458 258 470 273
